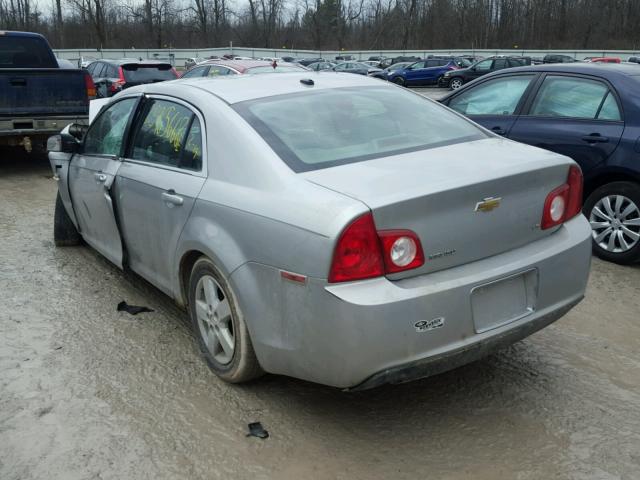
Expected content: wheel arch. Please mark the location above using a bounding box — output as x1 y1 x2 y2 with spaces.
584 168 640 199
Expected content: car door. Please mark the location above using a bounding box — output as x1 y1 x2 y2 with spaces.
404 62 426 85
445 73 538 137
508 74 625 174
68 96 140 267
467 59 493 81
113 97 206 295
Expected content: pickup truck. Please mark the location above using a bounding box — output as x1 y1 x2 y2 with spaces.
0 31 94 155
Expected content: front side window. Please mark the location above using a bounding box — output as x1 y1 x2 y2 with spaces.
130 99 198 168
84 98 137 156
449 75 534 116
234 86 486 172
529 76 615 119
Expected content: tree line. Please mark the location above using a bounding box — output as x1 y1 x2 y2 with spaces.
2 0 640 51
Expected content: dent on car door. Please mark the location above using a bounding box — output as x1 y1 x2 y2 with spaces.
446 74 537 136
509 75 625 173
68 96 140 268
114 98 206 295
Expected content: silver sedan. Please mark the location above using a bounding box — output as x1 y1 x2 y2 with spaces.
48 72 592 389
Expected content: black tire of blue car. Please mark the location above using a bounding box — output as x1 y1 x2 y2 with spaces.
583 181 640 265
188 257 264 383
393 76 405 86
449 77 464 90
54 192 81 246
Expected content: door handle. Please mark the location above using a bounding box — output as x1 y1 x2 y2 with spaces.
162 191 184 206
581 134 609 143
491 127 507 135
95 173 107 182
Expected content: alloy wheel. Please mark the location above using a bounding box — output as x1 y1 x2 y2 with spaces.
195 275 235 364
450 78 463 90
589 194 640 253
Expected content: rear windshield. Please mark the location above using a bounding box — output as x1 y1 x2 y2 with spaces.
234 86 486 172
122 64 177 83
0 35 57 68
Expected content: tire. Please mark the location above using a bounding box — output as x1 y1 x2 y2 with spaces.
54 192 81 246
393 76 405 86
188 257 263 383
449 77 464 90
583 181 640 265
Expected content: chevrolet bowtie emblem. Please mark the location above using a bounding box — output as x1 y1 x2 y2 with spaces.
475 197 502 212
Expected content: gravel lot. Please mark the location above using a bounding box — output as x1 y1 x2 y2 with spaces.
1 143 640 479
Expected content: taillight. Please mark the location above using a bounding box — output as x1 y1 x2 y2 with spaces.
541 165 583 229
328 213 384 283
84 72 96 100
110 67 126 94
378 230 424 273
328 213 424 283
171 67 179 78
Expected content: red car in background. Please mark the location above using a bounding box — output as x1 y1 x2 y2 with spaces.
180 59 307 78
588 57 621 63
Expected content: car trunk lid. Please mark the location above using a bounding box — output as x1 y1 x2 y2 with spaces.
303 137 575 279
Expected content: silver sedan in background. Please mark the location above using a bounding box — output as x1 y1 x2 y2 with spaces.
48 72 592 389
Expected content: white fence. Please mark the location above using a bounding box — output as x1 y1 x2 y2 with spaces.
53 46 640 67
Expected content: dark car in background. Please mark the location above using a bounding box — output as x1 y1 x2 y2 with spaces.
380 56 421 69
387 57 470 86
440 63 640 264
543 54 578 64
307 61 336 71
441 56 531 89
86 59 178 97
368 61 413 80
332 61 382 76
0 31 92 155
296 57 324 66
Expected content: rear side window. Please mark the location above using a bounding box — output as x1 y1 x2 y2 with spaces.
0 35 57 68
130 99 202 170
597 92 622 121
493 59 508 69
208 66 231 76
234 86 486 172
84 98 138 156
449 75 534 115
529 76 619 120
122 65 177 83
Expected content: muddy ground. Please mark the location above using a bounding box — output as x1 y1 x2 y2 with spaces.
1 153 640 480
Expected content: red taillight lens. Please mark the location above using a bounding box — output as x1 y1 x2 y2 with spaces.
541 165 583 229
566 165 583 219
84 73 96 100
328 214 424 283
378 230 425 273
328 213 384 283
171 67 179 78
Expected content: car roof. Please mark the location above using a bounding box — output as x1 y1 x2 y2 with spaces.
491 62 640 79
131 71 390 105
0 30 47 39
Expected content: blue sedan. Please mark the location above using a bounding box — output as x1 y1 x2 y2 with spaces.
388 57 471 86
440 63 640 264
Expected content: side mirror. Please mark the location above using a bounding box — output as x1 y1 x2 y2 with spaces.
47 133 80 154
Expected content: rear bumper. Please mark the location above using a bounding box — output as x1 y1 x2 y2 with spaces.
349 297 580 390
231 215 592 389
0 116 88 138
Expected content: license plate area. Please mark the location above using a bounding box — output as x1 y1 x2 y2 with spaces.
471 269 538 333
